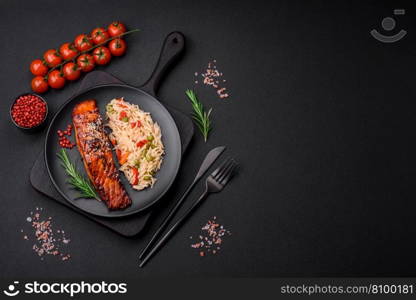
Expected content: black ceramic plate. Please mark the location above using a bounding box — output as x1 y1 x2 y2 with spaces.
45 32 185 218
45 84 182 217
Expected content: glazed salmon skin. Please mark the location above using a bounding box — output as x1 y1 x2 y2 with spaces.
72 99 131 210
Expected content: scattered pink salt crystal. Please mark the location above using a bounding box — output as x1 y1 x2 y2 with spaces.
190 217 231 257
22 208 71 262
195 60 230 99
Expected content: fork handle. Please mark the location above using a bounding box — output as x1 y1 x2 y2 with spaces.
139 181 196 260
139 189 209 267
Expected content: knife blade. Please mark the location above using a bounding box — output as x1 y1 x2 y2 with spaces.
194 146 226 182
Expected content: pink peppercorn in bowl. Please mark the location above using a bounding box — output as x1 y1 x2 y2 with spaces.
10 93 48 132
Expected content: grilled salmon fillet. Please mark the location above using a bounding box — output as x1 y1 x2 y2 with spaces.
72 99 131 210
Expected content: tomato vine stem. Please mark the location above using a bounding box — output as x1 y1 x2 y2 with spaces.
45 28 140 77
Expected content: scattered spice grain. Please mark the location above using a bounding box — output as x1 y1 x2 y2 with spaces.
20 207 71 261
195 60 230 99
57 124 75 149
190 216 231 257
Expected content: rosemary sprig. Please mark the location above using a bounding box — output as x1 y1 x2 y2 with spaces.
185 89 212 142
57 149 100 201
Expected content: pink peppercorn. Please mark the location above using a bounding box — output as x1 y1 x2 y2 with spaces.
11 94 46 128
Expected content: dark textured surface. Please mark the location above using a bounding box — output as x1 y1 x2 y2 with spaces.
1 0 416 278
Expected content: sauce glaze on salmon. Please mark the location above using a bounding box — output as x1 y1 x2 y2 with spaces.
72 99 131 210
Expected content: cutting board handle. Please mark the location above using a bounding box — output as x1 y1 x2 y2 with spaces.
140 31 185 96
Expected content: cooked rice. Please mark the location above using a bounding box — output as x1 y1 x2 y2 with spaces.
105 98 164 190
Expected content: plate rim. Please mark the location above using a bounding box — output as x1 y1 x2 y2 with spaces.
44 83 182 218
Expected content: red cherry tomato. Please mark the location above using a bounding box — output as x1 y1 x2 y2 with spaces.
91 27 110 45
77 54 95 72
31 76 49 94
59 42 78 60
108 38 127 56
30 59 49 76
43 49 62 67
92 46 112 65
63 62 81 81
74 34 93 51
48 70 66 89
108 21 126 37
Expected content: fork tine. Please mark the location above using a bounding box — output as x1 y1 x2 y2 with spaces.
211 158 230 178
217 160 235 182
220 163 237 186
213 158 233 180
218 160 236 183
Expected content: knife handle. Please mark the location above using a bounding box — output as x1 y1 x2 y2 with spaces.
139 179 195 260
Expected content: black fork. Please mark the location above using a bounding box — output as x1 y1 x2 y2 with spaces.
139 158 238 267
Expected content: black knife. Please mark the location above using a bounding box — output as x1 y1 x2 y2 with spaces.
139 146 226 260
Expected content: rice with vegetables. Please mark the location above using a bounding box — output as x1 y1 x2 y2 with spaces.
105 98 164 190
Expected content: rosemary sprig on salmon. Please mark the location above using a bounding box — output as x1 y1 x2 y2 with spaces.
57 149 100 201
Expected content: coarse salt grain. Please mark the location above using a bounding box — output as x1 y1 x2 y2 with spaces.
190 217 231 257
21 208 71 261
194 60 230 99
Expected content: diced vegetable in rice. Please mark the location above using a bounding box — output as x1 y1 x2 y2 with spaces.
105 98 164 190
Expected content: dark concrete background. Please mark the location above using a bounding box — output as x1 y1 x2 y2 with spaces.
1 0 416 278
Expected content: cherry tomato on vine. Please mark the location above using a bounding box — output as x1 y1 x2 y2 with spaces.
91 27 110 45
74 34 93 51
108 22 126 37
48 70 66 89
43 49 62 67
31 76 49 94
63 62 81 81
30 59 49 76
108 38 127 56
77 54 95 72
92 46 112 65
59 42 78 60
